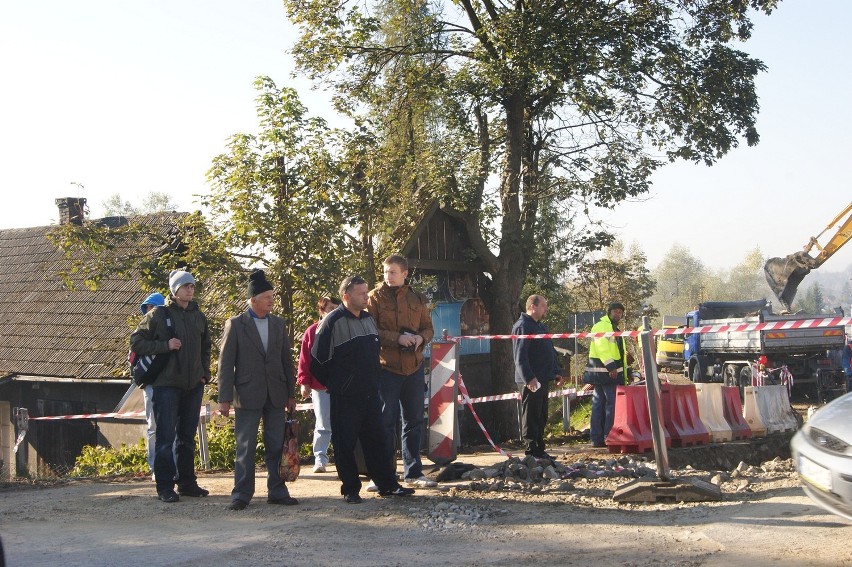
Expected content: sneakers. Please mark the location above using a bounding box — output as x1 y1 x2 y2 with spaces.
379 486 415 497
158 490 180 503
228 499 248 511
178 485 209 498
366 480 379 493
405 476 437 488
313 463 327 473
343 493 363 504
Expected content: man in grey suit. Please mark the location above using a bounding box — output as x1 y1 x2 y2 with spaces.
218 269 298 510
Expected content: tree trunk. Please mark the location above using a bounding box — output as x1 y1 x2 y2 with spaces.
483 91 529 442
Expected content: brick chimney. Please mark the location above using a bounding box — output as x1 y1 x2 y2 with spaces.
55 197 87 226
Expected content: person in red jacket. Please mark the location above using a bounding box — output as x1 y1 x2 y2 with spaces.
297 296 340 473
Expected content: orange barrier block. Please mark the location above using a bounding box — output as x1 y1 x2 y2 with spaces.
606 385 671 454
660 384 710 447
721 386 755 440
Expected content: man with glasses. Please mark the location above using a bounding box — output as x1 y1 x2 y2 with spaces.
310 275 415 503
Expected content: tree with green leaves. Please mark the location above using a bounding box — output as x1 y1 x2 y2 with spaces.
204 77 352 340
796 281 827 314
651 244 708 318
283 0 777 437
100 192 178 217
570 242 657 328
48 210 245 343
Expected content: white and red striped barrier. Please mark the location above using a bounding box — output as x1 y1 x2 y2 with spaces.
428 341 459 464
24 317 845 428
449 315 851 342
29 410 147 421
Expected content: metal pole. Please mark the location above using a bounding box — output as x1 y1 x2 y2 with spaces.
640 316 670 481
573 313 579 388
197 403 210 470
562 392 571 433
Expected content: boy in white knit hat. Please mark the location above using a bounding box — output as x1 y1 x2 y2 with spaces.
131 269 211 503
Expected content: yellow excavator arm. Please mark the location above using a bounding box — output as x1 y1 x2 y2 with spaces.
810 202 852 266
764 201 852 310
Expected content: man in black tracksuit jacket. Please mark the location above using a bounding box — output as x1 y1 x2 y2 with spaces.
311 276 414 503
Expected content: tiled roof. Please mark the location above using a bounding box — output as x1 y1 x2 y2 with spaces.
0 214 181 380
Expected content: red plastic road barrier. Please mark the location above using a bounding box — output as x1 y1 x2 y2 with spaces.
606 385 671 454
660 384 710 448
721 386 753 441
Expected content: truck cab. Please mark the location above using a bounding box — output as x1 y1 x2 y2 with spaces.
655 315 686 372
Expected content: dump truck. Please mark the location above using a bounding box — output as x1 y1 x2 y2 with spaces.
683 299 847 401
764 201 852 311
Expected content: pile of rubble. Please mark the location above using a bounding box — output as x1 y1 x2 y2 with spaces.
406 501 510 534
407 455 797 532
451 453 796 496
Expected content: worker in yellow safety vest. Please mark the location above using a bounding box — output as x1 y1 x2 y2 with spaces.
585 302 629 447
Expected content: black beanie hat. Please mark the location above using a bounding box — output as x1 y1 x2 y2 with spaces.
248 269 274 298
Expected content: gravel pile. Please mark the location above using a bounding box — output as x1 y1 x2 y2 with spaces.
443 454 798 506
407 501 510 534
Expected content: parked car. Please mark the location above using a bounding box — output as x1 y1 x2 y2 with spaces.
790 391 852 521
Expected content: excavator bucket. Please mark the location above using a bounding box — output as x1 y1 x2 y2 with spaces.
764 251 818 311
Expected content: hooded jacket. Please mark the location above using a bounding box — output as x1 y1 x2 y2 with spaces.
130 297 211 390
366 282 434 376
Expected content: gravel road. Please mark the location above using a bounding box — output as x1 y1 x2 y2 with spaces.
2 440 851 567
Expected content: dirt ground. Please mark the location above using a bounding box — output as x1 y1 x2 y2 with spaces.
2 437 851 567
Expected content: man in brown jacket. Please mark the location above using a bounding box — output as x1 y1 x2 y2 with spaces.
366 254 435 488
218 269 298 510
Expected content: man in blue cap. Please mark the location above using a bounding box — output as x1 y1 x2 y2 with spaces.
139 292 166 476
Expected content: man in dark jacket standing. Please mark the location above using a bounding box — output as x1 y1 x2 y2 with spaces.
218 269 298 510
311 275 415 503
130 269 211 503
512 295 562 459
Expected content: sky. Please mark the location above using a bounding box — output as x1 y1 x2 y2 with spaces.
1 1 850 274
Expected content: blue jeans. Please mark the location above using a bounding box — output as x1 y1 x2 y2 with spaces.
590 383 617 445
311 388 332 467
378 366 425 480
152 382 204 494
142 385 157 472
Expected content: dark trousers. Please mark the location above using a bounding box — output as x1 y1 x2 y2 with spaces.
590 383 617 445
519 380 550 455
377 366 425 480
152 382 204 493
330 393 398 496
232 400 289 504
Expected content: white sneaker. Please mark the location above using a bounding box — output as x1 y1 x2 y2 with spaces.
366 480 379 493
313 463 326 473
405 476 437 488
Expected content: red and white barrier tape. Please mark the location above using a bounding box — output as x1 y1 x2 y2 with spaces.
457 376 512 459
21 384 586 423
449 315 851 341
29 410 147 421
